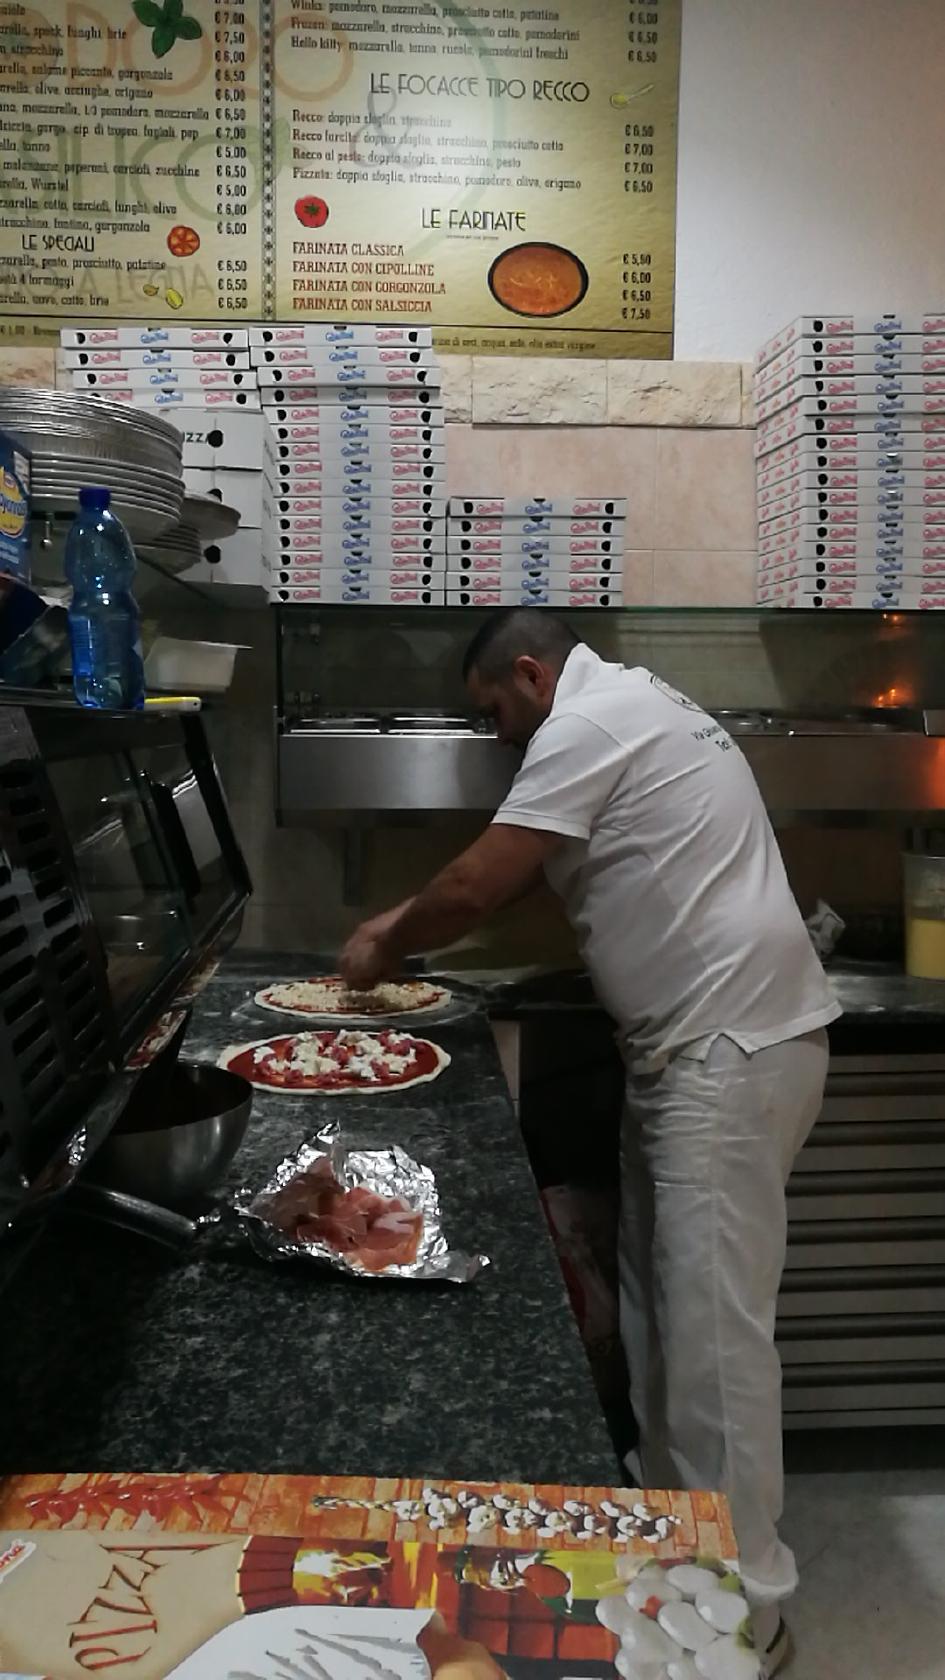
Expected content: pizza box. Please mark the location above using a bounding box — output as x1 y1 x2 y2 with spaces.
269 582 444 604
265 475 444 504
445 586 619 607
756 350 945 402
264 402 443 428
265 555 446 580
759 492 945 525
755 408 945 456
759 507 945 537
270 512 443 538
758 472 945 506
447 549 620 576
62 346 252 370
756 549 935 578
758 584 945 609
209 469 263 528
72 366 257 391
448 516 621 538
265 438 446 468
257 364 442 390
60 325 250 349
757 535 945 563
160 409 265 467
253 344 438 369
260 493 444 521
266 529 444 557
196 528 265 586
447 567 617 590
266 422 443 449
448 495 628 518
264 453 447 482
757 448 945 488
182 466 214 495
261 387 443 411
755 315 945 368
97 386 262 412
250 324 433 348
756 380 945 425
446 535 623 558
759 525 945 558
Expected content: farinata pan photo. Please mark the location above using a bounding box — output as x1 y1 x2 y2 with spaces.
254 976 452 1020
218 1028 451 1093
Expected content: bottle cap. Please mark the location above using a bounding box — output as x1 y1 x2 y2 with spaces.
79 486 111 510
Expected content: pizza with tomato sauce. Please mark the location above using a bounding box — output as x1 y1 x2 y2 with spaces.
219 1027 450 1094
254 976 451 1020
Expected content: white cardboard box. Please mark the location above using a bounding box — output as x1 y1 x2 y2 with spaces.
73 367 256 392
756 378 945 425
266 530 444 558
757 583 945 608
447 567 617 589
265 439 446 469
104 387 261 413
63 347 251 370
211 469 264 528
757 535 945 563
447 535 624 558
266 563 444 587
266 475 445 503
447 550 620 575
190 529 264 587
448 495 628 518
756 350 945 403
755 315 945 368
266 422 443 450
261 385 443 408
269 512 442 538
265 403 443 429
162 409 266 468
757 552 944 579
757 472 945 507
759 523 945 558
61 326 249 349
757 449 945 489
269 582 444 604
759 490 945 522
448 516 623 538
257 364 442 390
251 325 433 349
445 586 619 607
262 492 444 521
182 467 214 496
756 409 945 457
253 344 437 369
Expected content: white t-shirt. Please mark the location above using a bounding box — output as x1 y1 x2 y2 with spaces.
494 644 840 1070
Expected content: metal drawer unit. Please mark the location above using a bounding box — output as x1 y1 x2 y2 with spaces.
779 1054 945 1427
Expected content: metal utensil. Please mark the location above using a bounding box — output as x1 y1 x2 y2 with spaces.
93 1063 252 1208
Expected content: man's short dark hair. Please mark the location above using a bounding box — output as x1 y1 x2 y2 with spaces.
462 608 580 682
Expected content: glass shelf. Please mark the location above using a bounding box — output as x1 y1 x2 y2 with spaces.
275 604 945 716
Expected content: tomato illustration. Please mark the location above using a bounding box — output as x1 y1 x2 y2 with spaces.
295 196 329 229
167 224 200 257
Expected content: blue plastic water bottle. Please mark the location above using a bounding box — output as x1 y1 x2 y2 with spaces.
65 486 144 710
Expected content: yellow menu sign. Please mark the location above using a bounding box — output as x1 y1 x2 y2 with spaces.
0 0 680 356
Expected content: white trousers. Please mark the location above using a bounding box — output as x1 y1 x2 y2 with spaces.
619 1028 829 1608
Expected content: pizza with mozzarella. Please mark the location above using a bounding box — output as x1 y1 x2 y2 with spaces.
219 1027 450 1094
254 976 452 1020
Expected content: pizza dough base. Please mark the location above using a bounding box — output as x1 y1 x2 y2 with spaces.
218 1033 451 1094
254 978 452 1021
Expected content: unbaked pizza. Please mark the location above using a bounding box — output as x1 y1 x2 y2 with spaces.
219 1027 450 1094
254 976 452 1020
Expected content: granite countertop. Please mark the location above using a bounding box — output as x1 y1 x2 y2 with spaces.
1 952 618 1486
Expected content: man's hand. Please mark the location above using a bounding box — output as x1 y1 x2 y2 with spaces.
339 911 403 990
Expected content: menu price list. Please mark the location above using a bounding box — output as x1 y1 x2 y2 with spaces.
0 0 680 356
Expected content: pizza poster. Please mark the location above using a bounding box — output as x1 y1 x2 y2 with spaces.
0 1472 759 1678
0 0 680 356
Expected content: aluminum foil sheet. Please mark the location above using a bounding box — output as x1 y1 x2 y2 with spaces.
233 1133 489 1284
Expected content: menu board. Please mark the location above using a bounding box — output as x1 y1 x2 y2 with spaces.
0 1 680 356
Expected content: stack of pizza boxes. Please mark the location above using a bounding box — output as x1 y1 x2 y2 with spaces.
58 324 266 590
256 325 447 606
754 312 945 609
445 495 628 608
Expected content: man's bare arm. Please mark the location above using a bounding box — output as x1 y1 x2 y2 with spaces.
340 824 561 988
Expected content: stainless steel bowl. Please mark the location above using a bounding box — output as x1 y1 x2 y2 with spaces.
94 1063 252 1209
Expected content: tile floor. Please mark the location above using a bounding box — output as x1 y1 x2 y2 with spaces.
781 1431 945 1678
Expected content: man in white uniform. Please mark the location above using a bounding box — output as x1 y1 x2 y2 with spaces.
341 610 840 1676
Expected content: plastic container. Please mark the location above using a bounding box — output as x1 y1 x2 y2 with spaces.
65 485 143 710
903 853 945 978
143 634 247 695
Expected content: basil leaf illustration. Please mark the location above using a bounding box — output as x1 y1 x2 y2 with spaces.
151 18 177 54
164 0 184 19
132 0 163 22
177 14 203 38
